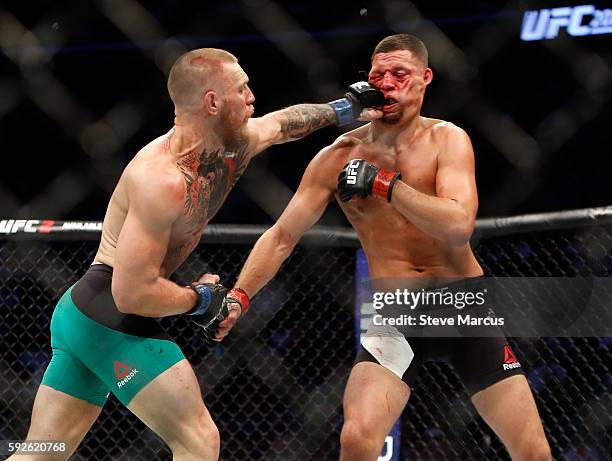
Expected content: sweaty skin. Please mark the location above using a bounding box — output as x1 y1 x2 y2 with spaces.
321 120 481 279
233 49 482 303
9 50 387 461
90 56 384 318
229 47 551 461
95 132 250 276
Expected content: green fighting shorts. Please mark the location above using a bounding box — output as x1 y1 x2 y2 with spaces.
41 264 185 406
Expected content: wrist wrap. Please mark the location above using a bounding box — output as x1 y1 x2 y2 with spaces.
187 284 212 316
227 287 250 314
372 170 402 202
329 98 355 126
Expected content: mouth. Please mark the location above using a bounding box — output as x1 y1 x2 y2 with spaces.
382 98 398 111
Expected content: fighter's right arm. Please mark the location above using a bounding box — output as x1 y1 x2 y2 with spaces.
235 148 338 298
111 169 198 317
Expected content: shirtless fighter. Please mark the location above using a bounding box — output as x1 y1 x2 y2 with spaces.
225 35 552 460
8 48 384 461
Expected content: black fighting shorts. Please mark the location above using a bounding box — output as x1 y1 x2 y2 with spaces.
355 277 525 396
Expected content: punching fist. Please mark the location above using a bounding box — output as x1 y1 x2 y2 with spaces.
213 288 251 341
186 282 229 344
329 82 385 125
337 159 401 203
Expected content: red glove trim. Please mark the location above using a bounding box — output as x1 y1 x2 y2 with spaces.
227 288 250 314
372 170 402 202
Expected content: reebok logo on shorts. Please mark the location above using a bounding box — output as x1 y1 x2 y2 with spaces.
502 345 521 370
114 360 139 388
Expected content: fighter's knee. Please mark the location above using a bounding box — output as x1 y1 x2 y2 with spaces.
340 419 380 455
529 442 552 461
189 418 220 456
198 421 220 453
170 417 220 458
516 438 552 461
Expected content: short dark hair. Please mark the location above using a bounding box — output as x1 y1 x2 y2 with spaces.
167 48 237 109
371 34 428 67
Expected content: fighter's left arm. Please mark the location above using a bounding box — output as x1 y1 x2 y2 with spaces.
390 126 478 245
245 83 384 156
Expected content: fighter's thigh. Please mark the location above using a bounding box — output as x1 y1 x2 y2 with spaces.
343 361 410 439
12 385 103 461
127 359 215 444
471 375 551 460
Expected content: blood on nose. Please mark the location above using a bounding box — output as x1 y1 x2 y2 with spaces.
381 72 396 88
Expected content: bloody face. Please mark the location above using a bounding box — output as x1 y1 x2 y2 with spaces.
368 50 430 124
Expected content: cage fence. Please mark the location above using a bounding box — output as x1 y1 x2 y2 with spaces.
0 208 611 460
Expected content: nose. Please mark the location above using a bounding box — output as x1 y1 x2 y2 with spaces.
246 86 255 105
380 72 395 90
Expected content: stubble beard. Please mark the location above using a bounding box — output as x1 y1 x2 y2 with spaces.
218 105 249 151
381 110 402 124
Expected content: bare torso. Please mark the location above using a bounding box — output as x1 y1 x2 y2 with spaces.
94 130 249 276
328 118 482 279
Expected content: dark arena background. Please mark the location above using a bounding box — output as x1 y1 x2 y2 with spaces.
1 1 611 460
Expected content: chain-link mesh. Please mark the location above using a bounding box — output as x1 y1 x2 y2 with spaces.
404 224 612 461
1 223 610 460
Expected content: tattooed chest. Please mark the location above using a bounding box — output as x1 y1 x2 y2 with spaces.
178 146 249 236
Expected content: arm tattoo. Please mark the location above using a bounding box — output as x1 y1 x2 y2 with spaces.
277 104 336 141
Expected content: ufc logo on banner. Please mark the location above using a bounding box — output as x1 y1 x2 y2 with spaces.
520 5 612 41
346 160 361 185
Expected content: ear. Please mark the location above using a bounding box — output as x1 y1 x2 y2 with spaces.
203 90 219 115
423 67 433 87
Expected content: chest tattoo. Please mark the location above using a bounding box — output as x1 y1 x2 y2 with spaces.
177 145 249 235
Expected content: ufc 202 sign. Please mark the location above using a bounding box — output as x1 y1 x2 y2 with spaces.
520 4 612 41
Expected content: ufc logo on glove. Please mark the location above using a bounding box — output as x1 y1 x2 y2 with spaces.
346 160 361 185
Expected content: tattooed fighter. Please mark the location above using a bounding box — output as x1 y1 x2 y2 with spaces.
9 48 382 461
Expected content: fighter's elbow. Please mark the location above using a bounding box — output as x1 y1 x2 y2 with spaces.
112 281 139 314
114 296 135 314
446 220 474 246
113 294 136 314
263 113 290 146
274 224 299 257
440 202 474 246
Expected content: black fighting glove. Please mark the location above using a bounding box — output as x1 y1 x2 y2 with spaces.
337 159 401 203
329 82 385 126
186 283 229 344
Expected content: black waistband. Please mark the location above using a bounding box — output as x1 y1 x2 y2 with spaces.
71 263 171 340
